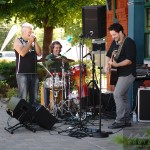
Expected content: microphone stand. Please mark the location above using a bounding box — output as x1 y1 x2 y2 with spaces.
68 35 89 138
92 46 110 138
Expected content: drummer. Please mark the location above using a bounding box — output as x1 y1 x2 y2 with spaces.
44 41 70 109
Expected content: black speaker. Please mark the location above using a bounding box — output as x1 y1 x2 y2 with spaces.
82 5 106 39
32 103 57 130
88 88 100 106
101 93 116 112
87 89 115 112
138 88 150 122
7 97 34 123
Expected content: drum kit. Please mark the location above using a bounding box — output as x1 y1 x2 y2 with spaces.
38 57 89 119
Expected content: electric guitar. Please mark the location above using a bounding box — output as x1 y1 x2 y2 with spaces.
110 50 118 85
109 37 127 85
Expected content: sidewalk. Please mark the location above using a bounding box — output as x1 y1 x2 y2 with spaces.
0 99 149 150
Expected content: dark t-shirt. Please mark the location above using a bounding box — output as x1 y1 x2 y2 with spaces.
106 37 136 77
15 37 37 74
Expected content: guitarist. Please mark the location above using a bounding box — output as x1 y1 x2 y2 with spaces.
104 23 136 129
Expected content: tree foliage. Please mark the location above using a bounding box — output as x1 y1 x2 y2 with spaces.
0 0 105 57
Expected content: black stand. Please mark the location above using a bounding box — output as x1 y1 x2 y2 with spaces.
92 46 110 138
5 105 37 134
87 53 100 114
4 121 36 134
68 35 91 138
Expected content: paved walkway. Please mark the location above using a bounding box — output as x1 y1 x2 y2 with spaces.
0 99 149 150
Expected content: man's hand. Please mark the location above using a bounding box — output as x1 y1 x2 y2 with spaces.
109 58 118 67
28 34 36 43
104 65 110 74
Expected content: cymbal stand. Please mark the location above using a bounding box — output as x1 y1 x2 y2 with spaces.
60 59 65 117
59 60 75 118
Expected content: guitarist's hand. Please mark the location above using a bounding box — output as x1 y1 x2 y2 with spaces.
109 58 118 67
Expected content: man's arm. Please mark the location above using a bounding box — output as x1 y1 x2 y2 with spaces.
34 38 42 56
109 59 132 68
104 56 111 74
13 38 33 57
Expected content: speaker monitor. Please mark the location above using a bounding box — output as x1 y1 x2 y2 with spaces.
7 97 57 130
32 103 57 130
82 5 106 39
7 96 34 123
138 88 150 122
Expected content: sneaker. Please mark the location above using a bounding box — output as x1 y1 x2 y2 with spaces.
108 122 131 129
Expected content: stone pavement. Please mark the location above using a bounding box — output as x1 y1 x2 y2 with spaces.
0 99 149 150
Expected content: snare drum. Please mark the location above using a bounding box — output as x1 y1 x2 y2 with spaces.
45 74 63 89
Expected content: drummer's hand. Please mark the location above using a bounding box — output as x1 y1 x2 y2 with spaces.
46 59 54 65
56 56 61 59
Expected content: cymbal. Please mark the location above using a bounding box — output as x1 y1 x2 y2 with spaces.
51 58 75 63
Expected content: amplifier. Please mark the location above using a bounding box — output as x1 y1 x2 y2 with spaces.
138 87 150 122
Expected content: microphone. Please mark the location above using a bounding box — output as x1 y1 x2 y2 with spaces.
87 31 94 37
79 33 84 38
83 52 91 58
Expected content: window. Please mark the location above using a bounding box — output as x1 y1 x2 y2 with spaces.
106 0 112 11
145 33 150 58
145 8 150 31
144 2 150 59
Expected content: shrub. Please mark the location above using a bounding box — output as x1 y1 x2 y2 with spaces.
0 61 17 87
0 80 10 98
6 87 18 100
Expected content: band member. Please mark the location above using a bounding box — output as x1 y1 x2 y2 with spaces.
105 23 136 129
13 22 42 105
44 41 69 109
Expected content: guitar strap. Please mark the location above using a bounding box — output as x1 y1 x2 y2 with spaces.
114 36 127 61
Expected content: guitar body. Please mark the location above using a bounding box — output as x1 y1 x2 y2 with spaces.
110 67 118 85
110 50 118 85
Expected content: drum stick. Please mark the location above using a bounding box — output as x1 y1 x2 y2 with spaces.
62 48 71 55
38 62 53 77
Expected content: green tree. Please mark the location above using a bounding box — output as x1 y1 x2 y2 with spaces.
0 0 105 57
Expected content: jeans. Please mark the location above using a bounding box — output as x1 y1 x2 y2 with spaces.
114 74 135 123
16 74 39 105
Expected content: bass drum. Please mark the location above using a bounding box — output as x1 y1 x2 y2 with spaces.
49 90 62 110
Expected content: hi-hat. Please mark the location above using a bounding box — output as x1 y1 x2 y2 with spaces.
52 58 74 63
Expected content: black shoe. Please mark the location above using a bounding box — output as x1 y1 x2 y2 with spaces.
108 122 131 129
